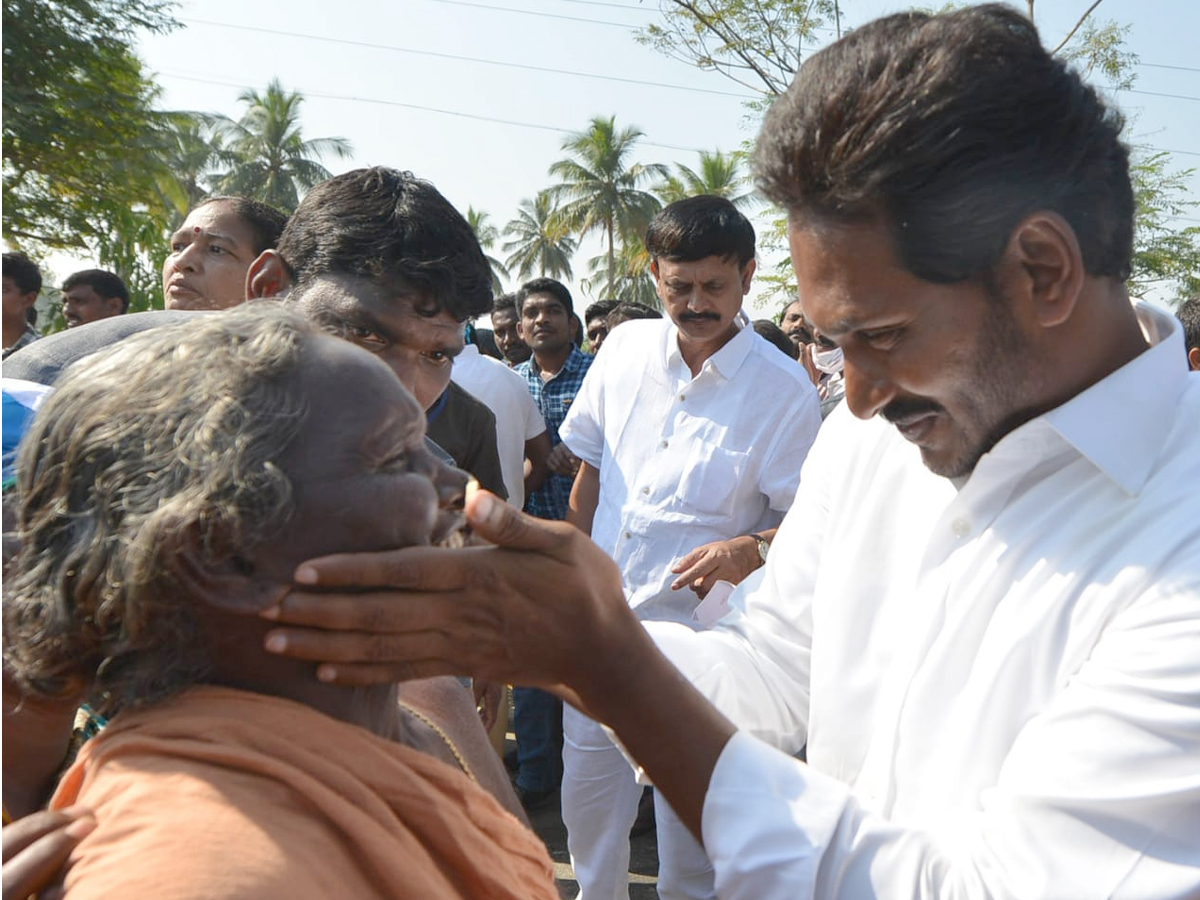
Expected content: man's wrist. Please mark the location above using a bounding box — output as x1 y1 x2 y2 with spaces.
747 532 770 568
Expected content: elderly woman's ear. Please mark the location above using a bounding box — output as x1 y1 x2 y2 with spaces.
165 521 290 615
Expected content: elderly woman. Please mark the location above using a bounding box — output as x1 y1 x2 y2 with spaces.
2 306 557 899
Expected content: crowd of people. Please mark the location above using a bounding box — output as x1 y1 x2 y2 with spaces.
3 4 1199 899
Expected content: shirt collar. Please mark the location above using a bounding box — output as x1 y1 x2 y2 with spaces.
664 314 752 381
1041 302 1187 496
529 344 585 379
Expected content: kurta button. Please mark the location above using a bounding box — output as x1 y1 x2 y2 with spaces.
642 486 650 494
624 531 632 539
660 440 668 448
679 393 686 401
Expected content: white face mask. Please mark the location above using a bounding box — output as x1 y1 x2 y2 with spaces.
811 343 844 375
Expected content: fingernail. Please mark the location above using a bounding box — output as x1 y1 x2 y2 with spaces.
259 605 280 620
295 565 318 584
317 665 337 682
264 633 287 653
472 491 498 524
65 816 97 838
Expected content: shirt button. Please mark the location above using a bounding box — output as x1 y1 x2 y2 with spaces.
679 393 686 401
642 486 650 494
624 531 632 539
660 440 668 449
951 518 971 538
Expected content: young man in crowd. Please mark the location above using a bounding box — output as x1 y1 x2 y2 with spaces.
2 253 41 359
583 299 617 353
505 276 594 809
60 269 129 328
264 7 1200 899
490 292 533 366
556 195 820 900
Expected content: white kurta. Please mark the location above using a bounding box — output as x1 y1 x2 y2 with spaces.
560 318 821 625
647 304 1200 899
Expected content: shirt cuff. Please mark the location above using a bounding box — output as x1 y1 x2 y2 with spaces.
701 731 850 900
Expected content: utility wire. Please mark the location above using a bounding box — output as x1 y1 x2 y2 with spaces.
158 71 711 154
180 17 755 99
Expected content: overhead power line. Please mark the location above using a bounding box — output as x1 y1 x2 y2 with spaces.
157 71 711 154
181 17 755 100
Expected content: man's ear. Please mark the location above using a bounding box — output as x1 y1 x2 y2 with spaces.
166 522 287 615
105 296 123 316
1188 345 1200 373
246 250 291 300
740 258 757 294
1000 212 1083 330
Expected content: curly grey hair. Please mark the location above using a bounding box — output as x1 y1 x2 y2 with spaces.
3 304 316 711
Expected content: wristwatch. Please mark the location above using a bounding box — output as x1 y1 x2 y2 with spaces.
749 532 770 565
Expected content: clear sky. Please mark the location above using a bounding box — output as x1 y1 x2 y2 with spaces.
38 0 1200 313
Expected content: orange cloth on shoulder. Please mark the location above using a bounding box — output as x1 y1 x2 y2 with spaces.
51 686 558 900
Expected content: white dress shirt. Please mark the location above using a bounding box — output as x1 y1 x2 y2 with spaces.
648 304 1200 899
451 343 547 509
560 317 821 625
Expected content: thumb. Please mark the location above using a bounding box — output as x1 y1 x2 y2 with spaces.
466 490 570 556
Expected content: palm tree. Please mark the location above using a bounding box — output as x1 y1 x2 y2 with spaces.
548 116 666 297
502 191 577 282
157 112 233 219
466 206 511 295
657 149 754 209
215 79 352 212
582 241 659 308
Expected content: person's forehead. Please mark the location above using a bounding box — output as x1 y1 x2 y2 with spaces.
657 254 741 279
178 202 256 244
301 274 463 348
63 284 101 300
491 307 518 324
521 292 566 313
787 219 913 334
286 335 422 464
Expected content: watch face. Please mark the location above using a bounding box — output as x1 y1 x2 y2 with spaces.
755 536 769 563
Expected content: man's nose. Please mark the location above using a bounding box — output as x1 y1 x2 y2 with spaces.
841 354 896 420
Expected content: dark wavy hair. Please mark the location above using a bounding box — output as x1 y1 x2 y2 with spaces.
645 195 755 268
3 305 313 710
754 3 1133 284
276 168 493 323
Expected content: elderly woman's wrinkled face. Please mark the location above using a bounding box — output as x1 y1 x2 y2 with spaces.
248 335 469 581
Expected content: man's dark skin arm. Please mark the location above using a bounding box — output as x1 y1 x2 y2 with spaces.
566 461 599 536
523 430 552 497
261 491 737 839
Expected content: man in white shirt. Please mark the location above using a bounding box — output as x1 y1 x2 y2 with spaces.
451 339 551 509
262 7 1200 899
556 196 820 900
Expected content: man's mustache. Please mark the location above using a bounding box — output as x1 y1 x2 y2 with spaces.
680 311 721 322
882 397 943 424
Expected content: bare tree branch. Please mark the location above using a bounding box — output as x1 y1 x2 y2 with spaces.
1050 0 1104 55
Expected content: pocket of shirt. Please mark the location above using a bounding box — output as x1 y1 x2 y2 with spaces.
676 440 749 518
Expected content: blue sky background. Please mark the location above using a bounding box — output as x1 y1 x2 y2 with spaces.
39 0 1200 312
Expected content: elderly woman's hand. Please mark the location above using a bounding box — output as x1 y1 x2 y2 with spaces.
3 807 95 900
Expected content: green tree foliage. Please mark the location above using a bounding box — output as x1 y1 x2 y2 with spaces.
215 79 352 213
467 206 511 295
3 0 179 312
636 0 839 95
581 241 660 309
502 192 578 282
658 149 754 208
548 116 667 298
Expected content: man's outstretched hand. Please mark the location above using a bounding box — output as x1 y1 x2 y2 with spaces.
261 490 638 713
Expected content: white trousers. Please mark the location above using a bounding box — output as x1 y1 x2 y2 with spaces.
561 704 715 900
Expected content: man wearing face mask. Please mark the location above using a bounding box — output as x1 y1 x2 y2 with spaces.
809 330 846 419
